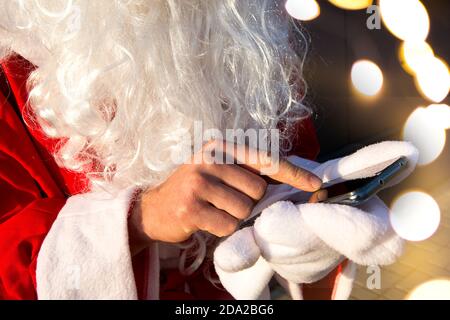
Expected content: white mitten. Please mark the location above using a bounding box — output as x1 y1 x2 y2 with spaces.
214 141 419 300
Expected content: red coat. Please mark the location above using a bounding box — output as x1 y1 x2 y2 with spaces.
0 55 330 300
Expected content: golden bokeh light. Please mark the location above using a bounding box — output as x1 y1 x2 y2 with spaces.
390 191 441 242
407 279 450 300
399 41 434 76
380 0 430 42
415 57 450 103
426 104 450 130
403 107 447 165
285 0 320 21
351 60 383 96
328 0 373 10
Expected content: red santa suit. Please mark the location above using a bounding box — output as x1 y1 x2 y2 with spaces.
0 54 341 300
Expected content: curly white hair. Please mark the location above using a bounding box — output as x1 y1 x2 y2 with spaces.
0 0 310 276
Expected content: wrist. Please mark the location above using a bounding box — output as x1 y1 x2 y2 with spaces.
128 189 153 256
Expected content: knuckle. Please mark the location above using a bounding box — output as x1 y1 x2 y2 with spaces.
176 195 200 221
176 204 191 220
189 173 207 191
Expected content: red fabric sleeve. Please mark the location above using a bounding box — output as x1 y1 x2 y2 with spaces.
0 198 64 299
0 109 66 299
0 63 67 299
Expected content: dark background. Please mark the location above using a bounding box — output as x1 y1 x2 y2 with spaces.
303 0 449 204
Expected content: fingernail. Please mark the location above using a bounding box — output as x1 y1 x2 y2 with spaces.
309 175 322 190
317 190 328 202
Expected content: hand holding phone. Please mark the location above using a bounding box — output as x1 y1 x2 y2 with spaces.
239 156 408 229
320 156 408 206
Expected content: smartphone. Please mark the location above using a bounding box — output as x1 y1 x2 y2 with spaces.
320 156 408 206
239 156 408 229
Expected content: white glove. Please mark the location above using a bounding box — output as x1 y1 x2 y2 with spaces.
213 141 419 300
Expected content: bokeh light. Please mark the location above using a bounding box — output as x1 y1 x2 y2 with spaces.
415 57 450 103
380 0 430 42
426 104 450 130
390 191 441 242
407 279 450 300
399 41 434 76
328 0 373 10
403 107 447 165
351 60 383 96
285 0 320 21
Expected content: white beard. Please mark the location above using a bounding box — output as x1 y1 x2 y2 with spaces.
0 0 309 191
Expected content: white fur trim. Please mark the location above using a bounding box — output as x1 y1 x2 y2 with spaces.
36 188 139 299
332 261 358 300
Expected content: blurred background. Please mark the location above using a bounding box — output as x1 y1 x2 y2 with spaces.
287 0 450 299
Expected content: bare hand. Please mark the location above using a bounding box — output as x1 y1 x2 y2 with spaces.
128 140 323 254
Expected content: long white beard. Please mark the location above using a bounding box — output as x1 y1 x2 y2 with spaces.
0 0 310 191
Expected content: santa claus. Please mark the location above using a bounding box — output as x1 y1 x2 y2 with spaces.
0 0 363 300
